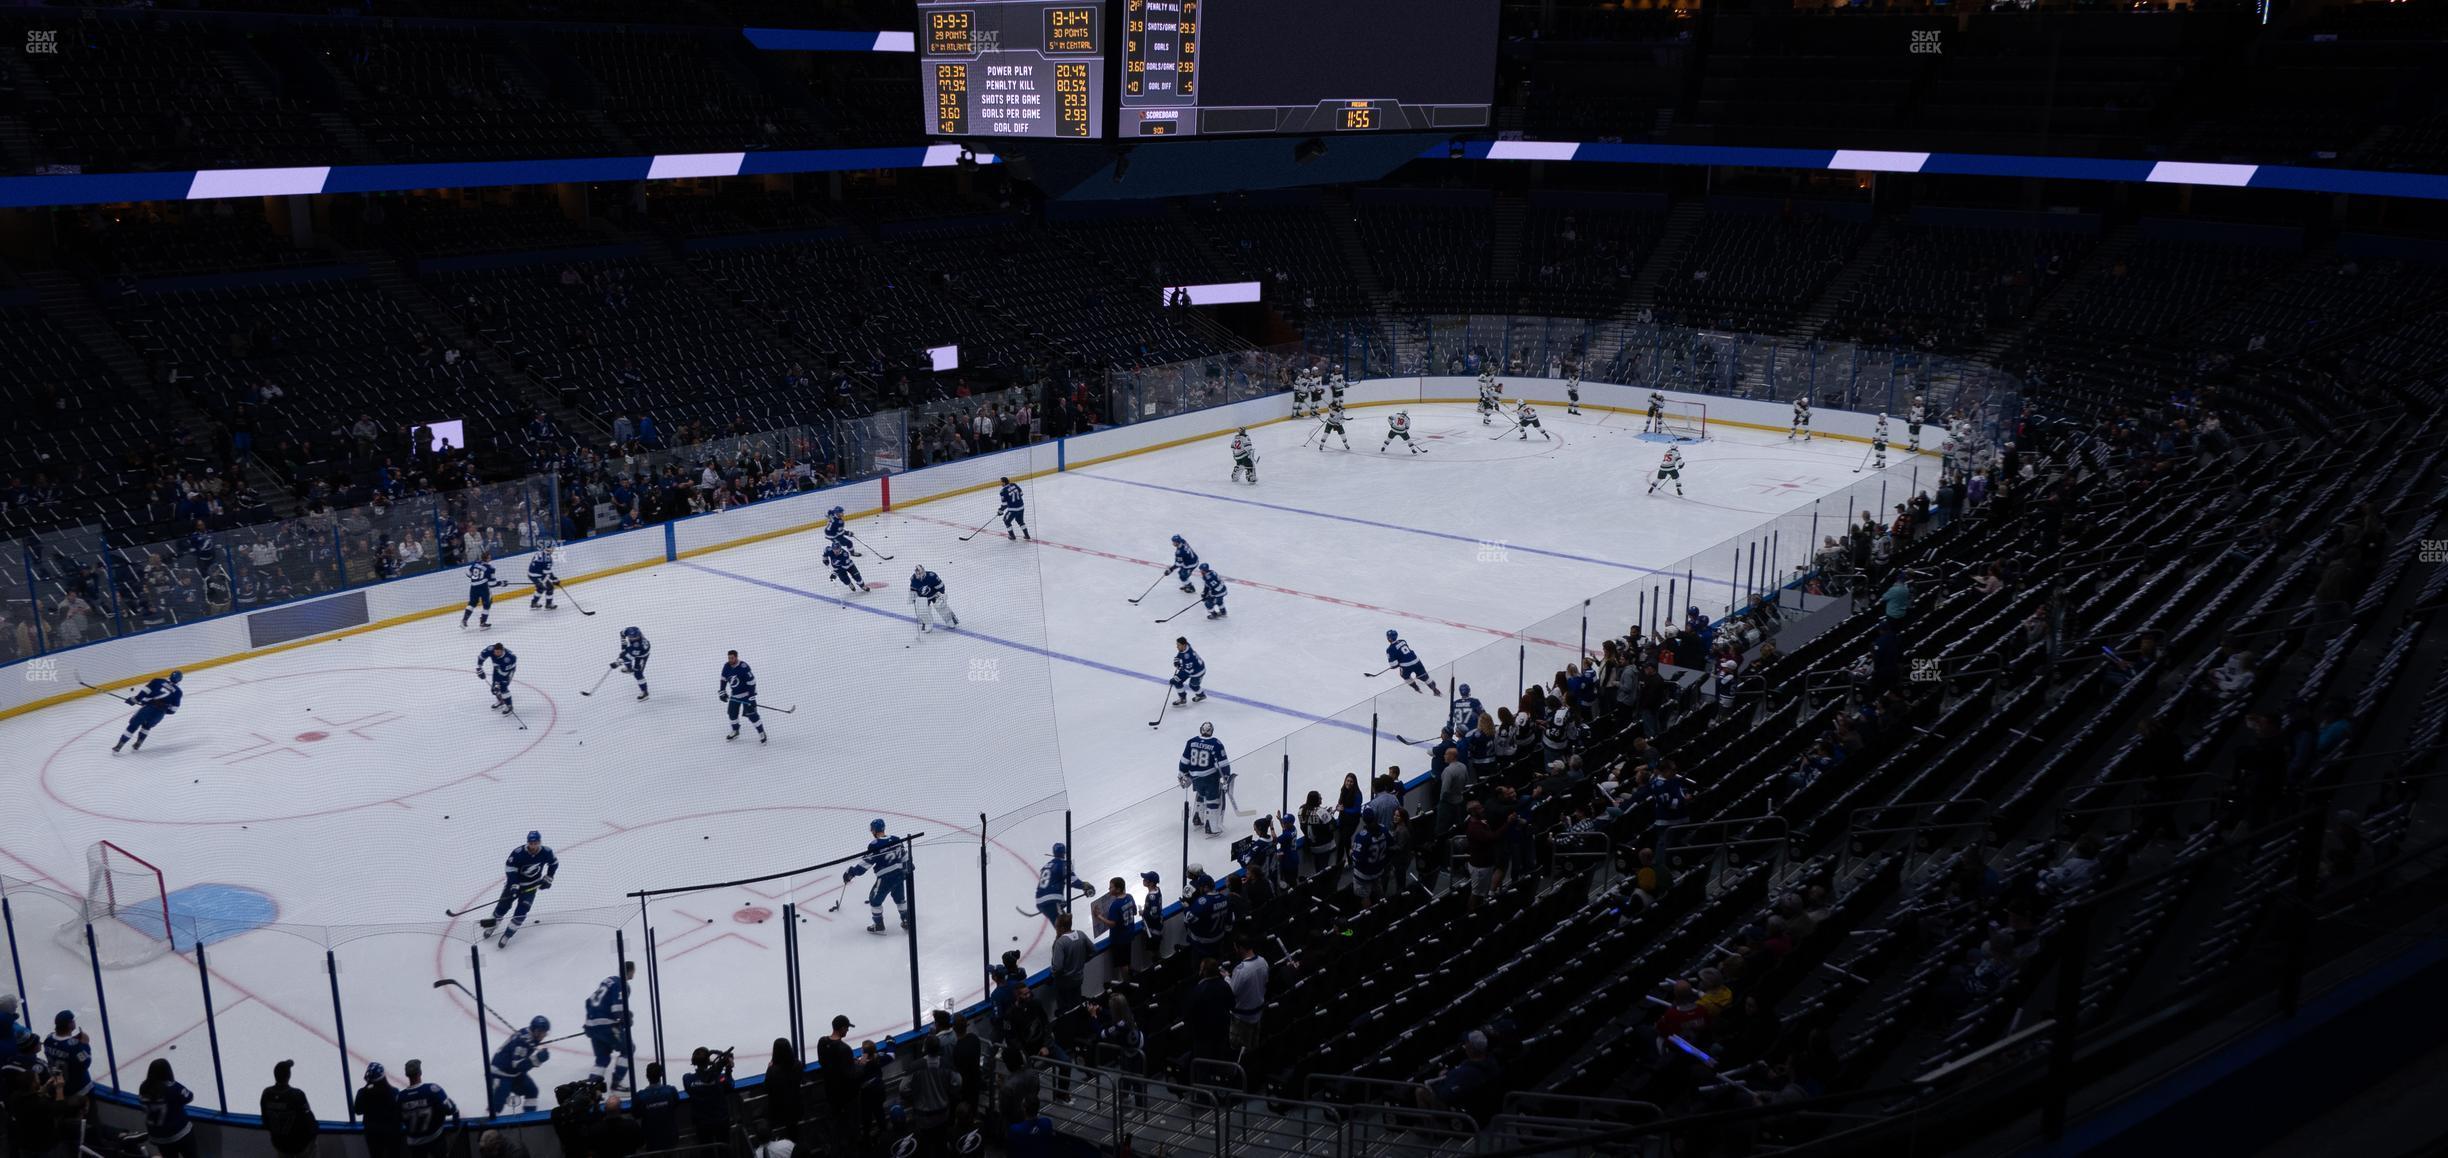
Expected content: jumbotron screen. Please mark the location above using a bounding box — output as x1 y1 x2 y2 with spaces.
919 0 1106 138
1119 0 1499 137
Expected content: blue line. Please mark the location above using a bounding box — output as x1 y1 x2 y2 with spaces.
1072 472 1741 589
677 561 1374 737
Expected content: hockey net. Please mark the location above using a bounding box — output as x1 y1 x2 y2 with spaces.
55 841 176 968
1665 402 1708 441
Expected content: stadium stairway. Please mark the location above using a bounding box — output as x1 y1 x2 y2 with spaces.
1489 192 1526 285
345 248 600 444
1622 200 1706 317
1324 191 1397 327
1791 217 1897 341
1975 220 2136 364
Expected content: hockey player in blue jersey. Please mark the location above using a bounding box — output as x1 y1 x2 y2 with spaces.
1169 535 1199 593
824 506 851 550
840 819 914 934
820 542 865 597
461 552 500 629
1178 722 1231 835
1139 871 1167 959
1384 630 1443 696
615 626 651 700
909 565 959 634
526 546 558 611
997 477 1031 541
1448 683 1485 737
1170 637 1207 705
396 1059 460 1158
719 650 767 742
111 670 183 754
477 643 519 718
483 831 557 946
485 1015 553 1115
1196 563 1228 620
583 962 635 1088
1035 842 1093 926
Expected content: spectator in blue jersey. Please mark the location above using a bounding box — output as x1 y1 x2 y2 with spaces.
43 1011 94 1117
1092 877 1139 980
139 1059 197 1158
629 1064 680 1151
397 1060 460 1158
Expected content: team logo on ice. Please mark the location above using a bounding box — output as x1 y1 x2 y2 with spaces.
968 658 1001 682
24 658 59 683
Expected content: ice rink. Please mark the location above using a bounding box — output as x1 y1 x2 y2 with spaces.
0 402 1919 1114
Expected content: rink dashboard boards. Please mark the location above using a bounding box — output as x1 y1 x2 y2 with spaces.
916 0 1497 141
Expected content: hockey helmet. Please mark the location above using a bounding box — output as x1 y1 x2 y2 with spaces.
526 830 542 844
1386 629 1399 641
1051 842 1067 858
999 476 1011 485
1197 562 1213 573
1236 427 1248 436
623 626 641 638
168 670 182 683
1199 722 1214 737
530 1015 551 1034
1171 534 1185 545
1458 683 1470 697
870 818 888 834
829 505 845 516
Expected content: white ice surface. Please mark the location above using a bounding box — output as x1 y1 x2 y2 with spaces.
0 404 1918 1114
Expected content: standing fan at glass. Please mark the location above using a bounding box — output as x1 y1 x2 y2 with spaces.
56 841 177 968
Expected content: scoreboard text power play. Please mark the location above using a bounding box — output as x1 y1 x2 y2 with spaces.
919 0 1106 139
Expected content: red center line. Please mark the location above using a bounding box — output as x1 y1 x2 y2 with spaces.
898 512 1581 652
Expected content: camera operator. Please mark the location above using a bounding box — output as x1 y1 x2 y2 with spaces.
547 1075 605 1158
682 1047 736 1146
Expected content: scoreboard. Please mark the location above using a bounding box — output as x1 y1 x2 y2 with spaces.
1118 0 1496 138
919 0 1105 139
916 0 1494 141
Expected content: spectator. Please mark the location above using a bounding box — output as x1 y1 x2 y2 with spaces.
356 1063 402 1158
815 1015 861 1142
1091 878 1139 981
42 1011 92 1118
477 1130 529 1158
1416 1030 1502 1116
1654 981 1710 1041
261 1059 319 1157
2 1036 61 1158
1183 957 1233 1070
1226 935 1270 1059
1003 982 1070 1102
139 1059 197 1158
1463 801 1512 901
1882 574 1913 623
588 1092 644 1158
761 1037 804 1143
948 1013 986 1119
630 1063 680 1151
1049 912 1092 1013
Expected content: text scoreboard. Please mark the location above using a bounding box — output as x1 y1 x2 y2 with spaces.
919 0 1105 139
1119 0 1497 138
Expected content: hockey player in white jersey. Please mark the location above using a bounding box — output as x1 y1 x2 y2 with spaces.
1381 409 1423 454
1477 373 1501 425
1230 428 1259 485
1872 415 1891 470
1327 370 1348 408
1646 390 1668 435
1906 395 1926 452
910 565 959 633
1564 365 1583 415
1318 402 1352 451
1513 399 1552 441
1649 447 1686 496
1789 396 1813 441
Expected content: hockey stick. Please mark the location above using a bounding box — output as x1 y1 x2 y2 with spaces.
1362 664 1400 679
958 513 1000 542
1851 444 1876 474
849 533 893 561
505 703 528 731
1223 776 1255 818
431 979 520 1031
76 678 136 705
580 665 617 696
731 698 798 714
557 583 596 617
1127 570 1169 605
1488 421 1526 440
1154 600 1204 624
1148 685 1176 728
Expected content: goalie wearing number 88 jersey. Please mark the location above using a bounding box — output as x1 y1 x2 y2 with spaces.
1179 722 1231 835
